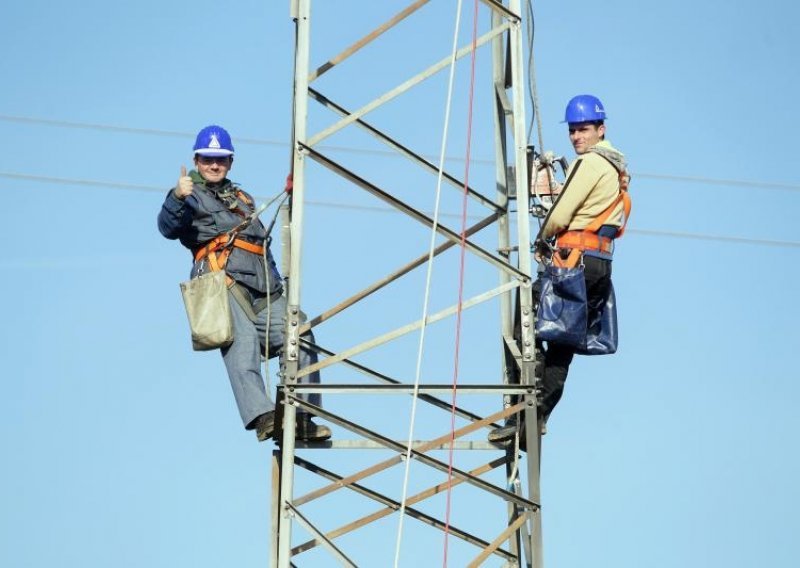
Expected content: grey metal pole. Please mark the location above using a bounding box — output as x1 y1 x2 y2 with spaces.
276 1 311 566
507 2 544 566
491 6 524 563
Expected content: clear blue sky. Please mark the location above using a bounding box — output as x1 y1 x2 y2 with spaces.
2 1 799 567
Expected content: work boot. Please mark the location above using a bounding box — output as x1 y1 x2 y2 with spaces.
254 411 276 442
487 418 518 444
295 415 332 442
487 416 547 446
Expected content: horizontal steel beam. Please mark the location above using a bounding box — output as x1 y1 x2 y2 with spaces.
284 384 536 395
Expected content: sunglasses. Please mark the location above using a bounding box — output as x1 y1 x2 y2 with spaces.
196 155 232 165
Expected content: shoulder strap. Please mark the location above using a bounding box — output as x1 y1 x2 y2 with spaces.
584 156 632 237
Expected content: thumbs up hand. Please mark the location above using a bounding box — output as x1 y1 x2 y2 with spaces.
174 165 193 200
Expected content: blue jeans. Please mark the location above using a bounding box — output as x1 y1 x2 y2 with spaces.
221 290 322 428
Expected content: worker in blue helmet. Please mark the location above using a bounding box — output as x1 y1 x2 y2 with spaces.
157 125 331 443
490 95 631 446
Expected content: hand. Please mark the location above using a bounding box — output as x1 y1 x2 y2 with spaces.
530 165 562 197
174 165 193 200
533 238 551 263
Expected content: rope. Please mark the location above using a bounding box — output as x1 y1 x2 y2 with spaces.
442 1 480 565
254 188 289 400
524 0 551 235
393 2 465 566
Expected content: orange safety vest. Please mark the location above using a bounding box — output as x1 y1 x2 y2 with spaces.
553 169 632 268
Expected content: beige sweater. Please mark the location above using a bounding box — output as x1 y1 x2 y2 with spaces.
538 140 626 240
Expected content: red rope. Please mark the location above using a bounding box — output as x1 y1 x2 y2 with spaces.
442 1 480 565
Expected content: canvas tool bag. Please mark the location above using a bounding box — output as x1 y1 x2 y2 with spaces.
574 279 618 356
535 264 588 349
180 270 233 351
535 262 618 356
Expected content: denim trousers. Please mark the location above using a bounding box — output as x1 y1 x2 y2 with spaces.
220 290 322 429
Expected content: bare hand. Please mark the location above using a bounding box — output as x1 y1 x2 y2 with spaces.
175 165 193 200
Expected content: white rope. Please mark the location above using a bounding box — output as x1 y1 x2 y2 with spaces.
258 191 289 415
393 1 465 565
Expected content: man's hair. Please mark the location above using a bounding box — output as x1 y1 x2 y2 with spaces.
591 120 605 140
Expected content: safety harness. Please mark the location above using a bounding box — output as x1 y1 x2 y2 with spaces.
193 234 264 285
191 188 275 322
553 168 632 268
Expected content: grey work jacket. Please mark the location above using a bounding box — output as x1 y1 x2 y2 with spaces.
157 175 282 296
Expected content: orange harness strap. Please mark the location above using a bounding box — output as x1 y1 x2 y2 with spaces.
553 170 631 268
193 235 265 283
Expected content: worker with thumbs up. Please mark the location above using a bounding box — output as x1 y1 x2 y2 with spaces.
157 125 331 444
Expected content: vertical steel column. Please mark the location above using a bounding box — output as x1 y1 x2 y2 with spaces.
270 450 282 568
490 6 523 564
276 1 311 566
507 2 544 566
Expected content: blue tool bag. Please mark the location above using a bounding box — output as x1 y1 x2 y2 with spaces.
535 265 618 355
535 265 587 348
575 280 617 355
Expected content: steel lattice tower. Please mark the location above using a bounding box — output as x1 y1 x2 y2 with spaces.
272 2 544 566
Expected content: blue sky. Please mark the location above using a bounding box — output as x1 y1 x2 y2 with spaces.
2 1 799 567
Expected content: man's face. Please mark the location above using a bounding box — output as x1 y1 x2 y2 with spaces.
194 155 233 183
568 122 604 155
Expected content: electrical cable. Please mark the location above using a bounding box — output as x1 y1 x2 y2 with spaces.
441 1 480 564
2 114 799 192
1 171 797 248
393 2 464 566
2 170 797 249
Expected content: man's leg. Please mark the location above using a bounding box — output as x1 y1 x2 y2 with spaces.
539 343 574 420
264 295 330 441
539 257 609 419
220 292 273 430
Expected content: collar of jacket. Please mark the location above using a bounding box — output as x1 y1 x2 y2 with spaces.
588 140 627 174
189 169 232 190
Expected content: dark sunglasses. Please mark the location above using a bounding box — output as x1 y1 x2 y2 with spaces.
196 155 232 165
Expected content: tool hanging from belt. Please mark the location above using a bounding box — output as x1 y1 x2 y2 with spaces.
553 169 632 268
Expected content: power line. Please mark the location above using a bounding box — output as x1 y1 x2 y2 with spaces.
1 171 166 193
3 113 799 192
2 170 798 249
0 114 284 148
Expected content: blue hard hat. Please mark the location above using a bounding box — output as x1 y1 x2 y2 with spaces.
193 125 234 156
563 94 607 123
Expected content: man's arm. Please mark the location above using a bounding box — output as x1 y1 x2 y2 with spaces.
157 166 195 240
157 188 194 240
537 157 598 240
